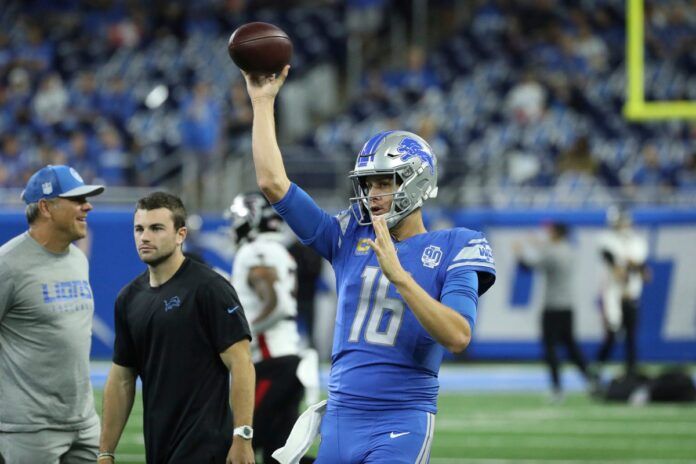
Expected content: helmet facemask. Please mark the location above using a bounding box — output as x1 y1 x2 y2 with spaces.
349 171 409 229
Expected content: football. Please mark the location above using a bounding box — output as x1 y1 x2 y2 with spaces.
227 22 293 75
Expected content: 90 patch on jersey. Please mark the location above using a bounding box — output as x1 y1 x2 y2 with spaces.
421 245 443 268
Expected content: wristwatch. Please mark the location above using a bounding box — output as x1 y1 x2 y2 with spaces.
233 425 254 440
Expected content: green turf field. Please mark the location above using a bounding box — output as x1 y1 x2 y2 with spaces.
95 390 696 463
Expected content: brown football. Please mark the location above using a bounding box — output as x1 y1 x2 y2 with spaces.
227 22 293 74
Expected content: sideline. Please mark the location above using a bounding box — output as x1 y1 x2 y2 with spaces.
91 361 673 392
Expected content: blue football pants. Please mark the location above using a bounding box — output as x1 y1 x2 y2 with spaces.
315 406 435 464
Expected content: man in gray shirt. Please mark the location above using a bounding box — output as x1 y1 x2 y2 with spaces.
0 165 104 463
514 223 596 402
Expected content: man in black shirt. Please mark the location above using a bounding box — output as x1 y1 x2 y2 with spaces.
99 192 255 464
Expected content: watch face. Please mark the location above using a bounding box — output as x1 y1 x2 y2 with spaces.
235 426 253 439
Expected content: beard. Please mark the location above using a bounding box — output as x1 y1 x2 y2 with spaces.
141 247 176 268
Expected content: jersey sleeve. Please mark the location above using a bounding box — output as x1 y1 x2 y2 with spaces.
598 232 618 258
197 276 252 354
271 183 345 262
0 260 14 322
440 269 479 331
112 288 137 368
445 230 496 296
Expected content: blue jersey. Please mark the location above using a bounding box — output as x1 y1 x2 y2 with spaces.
274 184 496 413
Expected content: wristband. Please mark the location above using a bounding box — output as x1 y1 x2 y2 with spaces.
97 451 115 461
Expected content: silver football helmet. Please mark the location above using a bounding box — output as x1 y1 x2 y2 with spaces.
226 192 282 244
349 130 438 229
606 205 632 230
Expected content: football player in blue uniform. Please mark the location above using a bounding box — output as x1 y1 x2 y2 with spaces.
242 66 496 464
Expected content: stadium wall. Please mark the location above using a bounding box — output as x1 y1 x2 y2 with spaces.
1 207 694 362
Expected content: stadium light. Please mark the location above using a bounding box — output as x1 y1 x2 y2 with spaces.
145 84 169 109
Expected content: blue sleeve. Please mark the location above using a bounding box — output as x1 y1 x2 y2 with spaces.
271 183 341 262
446 230 496 296
441 269 479 332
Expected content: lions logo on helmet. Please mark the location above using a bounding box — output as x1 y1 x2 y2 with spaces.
349 130 438 229
394 137 435 175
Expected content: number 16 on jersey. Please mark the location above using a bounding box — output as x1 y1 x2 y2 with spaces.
348 266 405 346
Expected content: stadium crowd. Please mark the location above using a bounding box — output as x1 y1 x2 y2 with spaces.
0 0 694 206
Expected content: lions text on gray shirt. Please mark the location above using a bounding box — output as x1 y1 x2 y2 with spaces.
0 232 98 432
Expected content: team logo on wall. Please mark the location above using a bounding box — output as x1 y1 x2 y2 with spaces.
421 245 443 268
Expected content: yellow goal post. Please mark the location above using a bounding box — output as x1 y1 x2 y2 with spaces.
623 0 696 120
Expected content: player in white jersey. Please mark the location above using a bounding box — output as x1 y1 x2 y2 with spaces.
596 207 649 376
229 192 315 464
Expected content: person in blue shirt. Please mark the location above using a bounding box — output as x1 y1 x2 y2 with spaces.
242 66 496 464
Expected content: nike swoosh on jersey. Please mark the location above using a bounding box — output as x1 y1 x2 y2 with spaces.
227 306 240 314
389 432 410 439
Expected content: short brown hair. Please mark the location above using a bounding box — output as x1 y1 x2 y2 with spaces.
135 192 187 230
